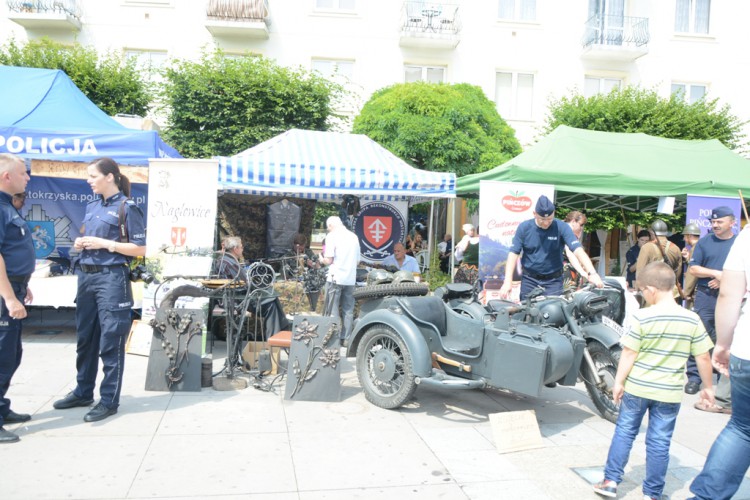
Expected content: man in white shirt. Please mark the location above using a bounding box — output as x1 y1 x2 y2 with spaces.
689 225 750 499
320 216 360 345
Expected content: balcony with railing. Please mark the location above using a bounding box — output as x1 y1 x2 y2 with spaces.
7 0 81 31
205 0 269 39
399 1 461 50
581 14 649 61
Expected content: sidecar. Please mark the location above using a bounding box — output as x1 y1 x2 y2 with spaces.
347 283 589 410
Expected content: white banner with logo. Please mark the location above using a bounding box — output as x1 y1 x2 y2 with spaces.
351 201 408 264
146 159 218 277
479 181 555 302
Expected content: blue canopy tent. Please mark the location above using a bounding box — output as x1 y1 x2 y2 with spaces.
217 129 455 203
0 65 180 164
0 65 181 263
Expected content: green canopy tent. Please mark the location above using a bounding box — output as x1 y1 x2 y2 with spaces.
456 125 750 211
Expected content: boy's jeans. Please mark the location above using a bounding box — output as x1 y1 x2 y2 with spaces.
603 392 680 499
689 355 750 500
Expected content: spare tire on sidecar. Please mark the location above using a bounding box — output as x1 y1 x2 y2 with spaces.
353 282 430 301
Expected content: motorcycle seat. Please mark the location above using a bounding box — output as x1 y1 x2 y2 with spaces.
434 283 473 301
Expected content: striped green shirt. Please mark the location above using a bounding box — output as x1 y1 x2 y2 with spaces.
622 302 713 403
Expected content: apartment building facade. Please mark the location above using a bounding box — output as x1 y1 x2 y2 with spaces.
2 0 748 150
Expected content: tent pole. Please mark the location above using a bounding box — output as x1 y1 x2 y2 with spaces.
428 200 435 276
450 199 456 282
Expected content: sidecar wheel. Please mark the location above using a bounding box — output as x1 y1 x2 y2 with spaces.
581 341 621 424
353 282 429 302
356 325 417 409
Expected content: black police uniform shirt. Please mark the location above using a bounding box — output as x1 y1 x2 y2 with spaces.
79 192 146 267
0 191 35 277
510 219 582 276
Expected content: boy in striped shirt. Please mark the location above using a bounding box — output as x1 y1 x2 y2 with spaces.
594 261 714 500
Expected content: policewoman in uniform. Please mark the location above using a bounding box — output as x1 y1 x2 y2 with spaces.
0 154 35 444
53 158 146 423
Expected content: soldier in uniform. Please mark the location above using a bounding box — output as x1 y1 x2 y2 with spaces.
0 154 35 444
635 219 682 296
53 158 146 423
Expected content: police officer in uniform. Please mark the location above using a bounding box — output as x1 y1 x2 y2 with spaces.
500 195 603 300
53 158 146 423
0 154 35 443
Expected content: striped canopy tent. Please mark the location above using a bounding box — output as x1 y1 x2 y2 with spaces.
217 129 455 203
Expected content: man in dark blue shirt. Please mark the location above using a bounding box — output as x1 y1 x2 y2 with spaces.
500 195 603 300
0 154 35 443
685 205 737 402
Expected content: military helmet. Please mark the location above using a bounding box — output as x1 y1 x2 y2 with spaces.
651 219 668 236
367 269 392 286
392 270 416 285
682 223 701 236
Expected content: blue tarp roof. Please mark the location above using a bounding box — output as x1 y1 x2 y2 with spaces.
0 65 181 165
217 129 455 203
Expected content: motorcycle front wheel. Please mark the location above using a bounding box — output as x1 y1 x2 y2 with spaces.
356 325 417 409
581 341 621 424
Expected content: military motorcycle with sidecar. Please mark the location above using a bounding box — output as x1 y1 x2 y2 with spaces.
347 275 626 423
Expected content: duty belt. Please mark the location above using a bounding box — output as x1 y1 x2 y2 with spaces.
526 269 563 280
696 285 719 297
79 264 125 274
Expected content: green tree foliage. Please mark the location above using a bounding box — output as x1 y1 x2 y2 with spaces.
160 52 344 158
0 38 151 116
544 86 748 232
543 86 747 151
352 82 522 176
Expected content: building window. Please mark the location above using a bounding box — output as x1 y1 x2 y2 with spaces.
315 0 356 11
671 83 707 103
675 0 710 34
312 59 354 83
584 76 621 97
495 71 534 120
125 50 168 82
498 0 536 21
404 65 445 84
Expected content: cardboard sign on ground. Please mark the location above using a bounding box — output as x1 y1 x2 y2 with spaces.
126 320 153 357
489 410 544 454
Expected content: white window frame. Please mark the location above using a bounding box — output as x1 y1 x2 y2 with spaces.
495 71 534 121
314 0 356 12
671 82 707 104
674 0 711 34
498 0 537 22
583 76 622 97
312 59 355 83
124 49 168 82
404 65 446 84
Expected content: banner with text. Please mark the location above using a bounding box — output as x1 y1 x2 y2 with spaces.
686 194 741 237
479 181 555 301
146 159 218 277
352 200 408 264
24 175 147 260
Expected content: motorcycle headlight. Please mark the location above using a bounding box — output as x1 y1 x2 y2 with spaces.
574 291 609 317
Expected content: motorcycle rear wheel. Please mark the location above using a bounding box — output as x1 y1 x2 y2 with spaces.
356 325 417 409
581 341 621 424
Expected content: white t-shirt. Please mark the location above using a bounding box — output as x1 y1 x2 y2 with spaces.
723 226 750 360
324 227 360 286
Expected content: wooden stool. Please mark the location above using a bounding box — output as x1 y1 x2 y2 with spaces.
268 330 292 374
